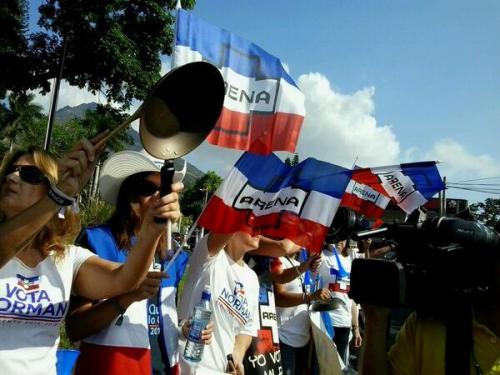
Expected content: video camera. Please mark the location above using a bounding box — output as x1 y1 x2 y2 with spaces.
330 208 500 309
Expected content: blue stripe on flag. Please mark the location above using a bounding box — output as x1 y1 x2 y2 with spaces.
400 162 445 199
235 152 352 198
176 9 297 86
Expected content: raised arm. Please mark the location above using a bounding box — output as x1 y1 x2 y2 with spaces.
272 257 330 307
206 232 234 256
0 134 107 268
72 182 182 300
249 237 301 257
271 252 321 285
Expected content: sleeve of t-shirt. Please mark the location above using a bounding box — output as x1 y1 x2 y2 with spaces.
387 312 418 375
238 274 260 337
67 245 97 282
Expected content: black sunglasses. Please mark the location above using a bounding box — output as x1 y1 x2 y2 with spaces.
133 179 160 197
5 165 47 185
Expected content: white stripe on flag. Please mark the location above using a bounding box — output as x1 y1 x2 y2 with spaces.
345 180 391 209
397 190 427 214
301 190 340 226
174 45 305 115
216 169 339 226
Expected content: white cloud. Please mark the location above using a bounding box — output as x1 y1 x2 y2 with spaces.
27 70 499 201
424 139 500 180
31 80 103 114
295 72 400 168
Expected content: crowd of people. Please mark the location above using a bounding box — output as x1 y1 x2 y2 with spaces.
0 137 498 375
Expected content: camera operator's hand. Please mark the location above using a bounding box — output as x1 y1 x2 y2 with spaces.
310 288 331 302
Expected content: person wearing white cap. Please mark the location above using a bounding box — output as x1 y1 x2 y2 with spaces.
65 150 209 375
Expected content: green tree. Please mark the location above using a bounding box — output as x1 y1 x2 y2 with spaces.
2 0 196 107
30 105 132 157
470 198 500 227
180 171 222 220
0 0 30 98
0 92 44 149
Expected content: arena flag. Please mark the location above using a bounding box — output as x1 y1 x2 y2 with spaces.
341 161 445 217
198 152 351 252
173 9 305 155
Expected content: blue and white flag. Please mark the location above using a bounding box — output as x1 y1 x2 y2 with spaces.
174 10 305 155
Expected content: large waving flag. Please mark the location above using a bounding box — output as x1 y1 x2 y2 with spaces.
341 161 445 219
198 153 351 252
174 9 305 155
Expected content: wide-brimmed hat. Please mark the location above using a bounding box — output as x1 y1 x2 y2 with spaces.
99 150 161 205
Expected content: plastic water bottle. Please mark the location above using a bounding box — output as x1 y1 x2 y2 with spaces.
183 285 212 362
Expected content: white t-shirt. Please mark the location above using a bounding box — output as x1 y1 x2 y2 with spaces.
0 245 95 375
275 257 310 348
178 236 260 374
318 247 356 328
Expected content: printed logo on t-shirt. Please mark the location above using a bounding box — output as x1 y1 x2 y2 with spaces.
0 274 68 325
17 274 40 291
217 281 251 326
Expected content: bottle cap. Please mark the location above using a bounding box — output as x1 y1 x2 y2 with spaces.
201 285 211 300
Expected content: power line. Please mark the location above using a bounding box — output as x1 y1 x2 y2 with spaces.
451 176 500 183
447 185 500 195
448 182 500 187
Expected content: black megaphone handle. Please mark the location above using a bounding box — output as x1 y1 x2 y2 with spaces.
154 159 175 223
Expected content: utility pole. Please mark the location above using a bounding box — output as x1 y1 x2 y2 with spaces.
44 38 67 150
442 176 447 216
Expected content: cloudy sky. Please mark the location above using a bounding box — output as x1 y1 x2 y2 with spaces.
30 0 500 203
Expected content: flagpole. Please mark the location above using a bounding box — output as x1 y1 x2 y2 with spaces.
164 159 236 272
164 193 215 273
170 0 183 70
351 155 359 169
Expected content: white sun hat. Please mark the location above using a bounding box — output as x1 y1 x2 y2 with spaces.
98 150 161 205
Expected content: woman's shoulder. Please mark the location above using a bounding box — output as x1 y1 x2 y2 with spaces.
64 244 97 259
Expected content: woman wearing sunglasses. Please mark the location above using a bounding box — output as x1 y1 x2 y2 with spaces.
0 143 182 375
65 150 210 375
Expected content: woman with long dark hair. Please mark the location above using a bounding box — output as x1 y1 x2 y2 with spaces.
66 150 211 375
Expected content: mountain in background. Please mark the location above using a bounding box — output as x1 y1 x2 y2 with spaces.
55 102 98 123
55 102 205 187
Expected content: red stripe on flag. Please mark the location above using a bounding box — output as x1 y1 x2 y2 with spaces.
340 193 386 220
206 109 303 154
199 195 328 252
350 169 387 196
